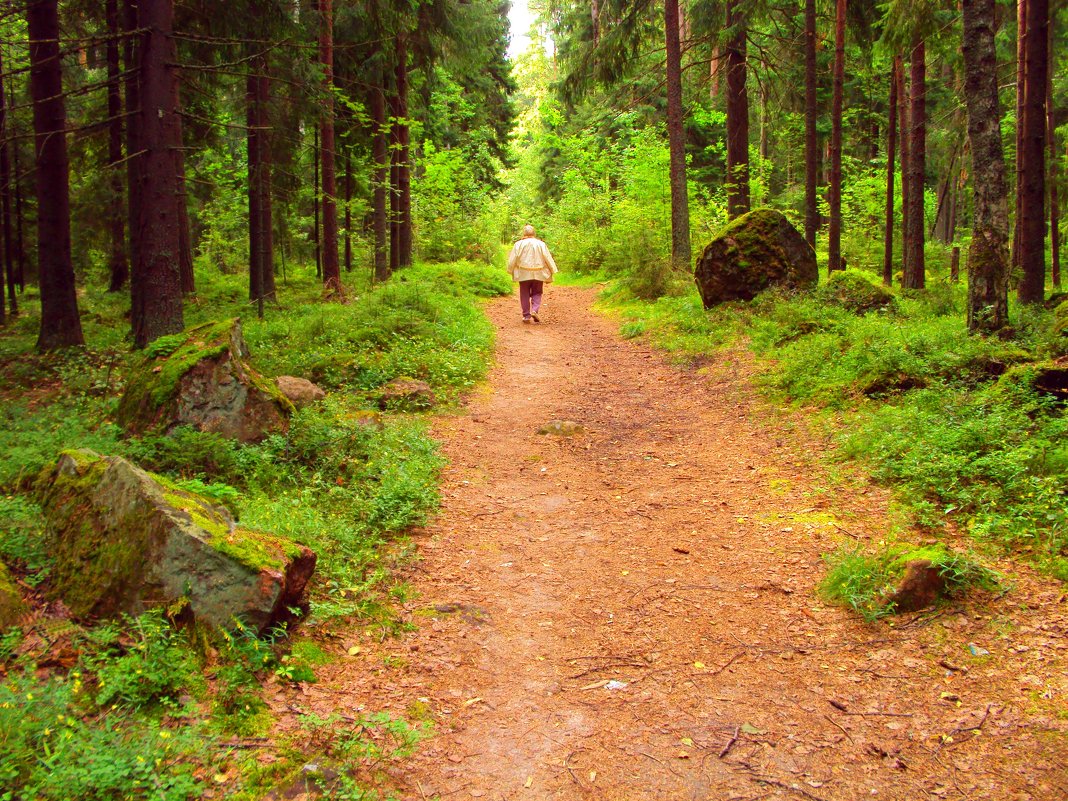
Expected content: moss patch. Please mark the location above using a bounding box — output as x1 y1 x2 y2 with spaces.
820 269 894 313
0 561 27 631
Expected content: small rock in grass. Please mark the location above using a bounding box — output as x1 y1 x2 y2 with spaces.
378 377 435 411
275 375 326 407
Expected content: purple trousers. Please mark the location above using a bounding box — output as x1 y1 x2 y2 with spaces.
518 280 544 318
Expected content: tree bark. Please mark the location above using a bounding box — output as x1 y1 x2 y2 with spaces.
395 33 412 268
28 0 83 350
344 150 352 272
827 0 846 275
897 58 910 281
1012 0 1027 271
903 38 926 289
258 71 275 301
883 57 899 287
803 0 818 248
124 0 141 302
1049 21 1061 288
370 70 389 283
313 127 321 279
1018 0 1048 303
247 69 262 307
318 0 341 292
962 0 1011 331
105 0 127 293
172 78 193 294
0 45 15 318
389 77 400 274
133 0 184 348
725 0 750 218
664 0 691 269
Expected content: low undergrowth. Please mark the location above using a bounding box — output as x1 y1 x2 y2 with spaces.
0 260 507 799
604 268 1068 578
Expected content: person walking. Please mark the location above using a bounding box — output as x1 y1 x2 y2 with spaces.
507 225 558 323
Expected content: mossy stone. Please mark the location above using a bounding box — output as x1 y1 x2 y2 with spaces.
1052 300 1068 338
34 449 316 633
0 561 27 632
820 269 894 313
694 208 818 309
117 318 294 443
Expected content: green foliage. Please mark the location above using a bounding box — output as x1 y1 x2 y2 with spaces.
819 544 1000 621
0 497 51 584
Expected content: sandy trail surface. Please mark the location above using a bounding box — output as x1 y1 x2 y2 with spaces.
290 285 1067 801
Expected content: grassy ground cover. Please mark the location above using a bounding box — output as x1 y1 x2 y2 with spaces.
0 260 510 800
596 268 1068 587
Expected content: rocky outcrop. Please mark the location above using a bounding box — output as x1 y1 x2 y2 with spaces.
35 450 315 633
694 208 818 309
117 319 294 443
378 377 435 411
0 562 27 632
276 375 326 407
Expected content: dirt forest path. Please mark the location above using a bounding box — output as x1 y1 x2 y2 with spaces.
306 286 1067 801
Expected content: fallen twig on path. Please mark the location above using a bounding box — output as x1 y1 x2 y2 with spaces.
719 725 741 759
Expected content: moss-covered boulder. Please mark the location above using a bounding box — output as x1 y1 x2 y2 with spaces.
0 562 27 632
694 208 818 309
35 450 316 633
820 269 894 313
117 319 294 443
1053 300 1068 338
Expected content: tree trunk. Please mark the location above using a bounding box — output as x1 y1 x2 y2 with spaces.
172 79 193 294
803 0 818 248
389 78 400 274
827 0 846 275
1018 0 1048 303
664 0 691 269
0 45 15 318
962 0 1011 331
1012 0 1027 272
133 0 184 348
11 118 24 290
318 0 341 292
105 0 127 293
247 70 262 307
344 150 352 273
28 0 83 350
124 0 141 300
258 71 275 301
898 57 910 281
725 0 749 218
883 57 899 287
371 70 389 283
313 128 321 279
903 38 926 289
395 33 412 268
1049 21 1061 288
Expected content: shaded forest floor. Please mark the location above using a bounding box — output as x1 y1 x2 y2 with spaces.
271 285 1067 800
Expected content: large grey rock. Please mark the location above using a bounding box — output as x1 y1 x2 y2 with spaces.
117 318 294 443
34 450 315 633
694 208 818 308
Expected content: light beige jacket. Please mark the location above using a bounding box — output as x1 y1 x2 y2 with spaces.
508 237 559 283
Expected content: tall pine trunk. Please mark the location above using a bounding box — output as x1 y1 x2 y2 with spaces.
664 0 691 269
247 69 263 307
105 0 127 293
28 0 83 350
258 71 275 301
898 58 911 281
172 79 193 294
803 0 818 248
124 0 141 298
371 70 389 283
344 151 352 273
827 0 846 275
1017 0 1048 303
903 38 926 289
1049 22 1061 288
133 0 184 348
725 0 750 218
962 0 1011 332
312 128 320 279
883 57 899 287
389 78 400 274
318 0 341 292
0 45 15 317
395 33 412 268
1012 0 1027 271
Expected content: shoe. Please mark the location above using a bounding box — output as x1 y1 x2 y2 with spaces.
531 313 540 323
522 316 531 323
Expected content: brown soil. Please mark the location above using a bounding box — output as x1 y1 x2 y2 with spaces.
280 286 1068 800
